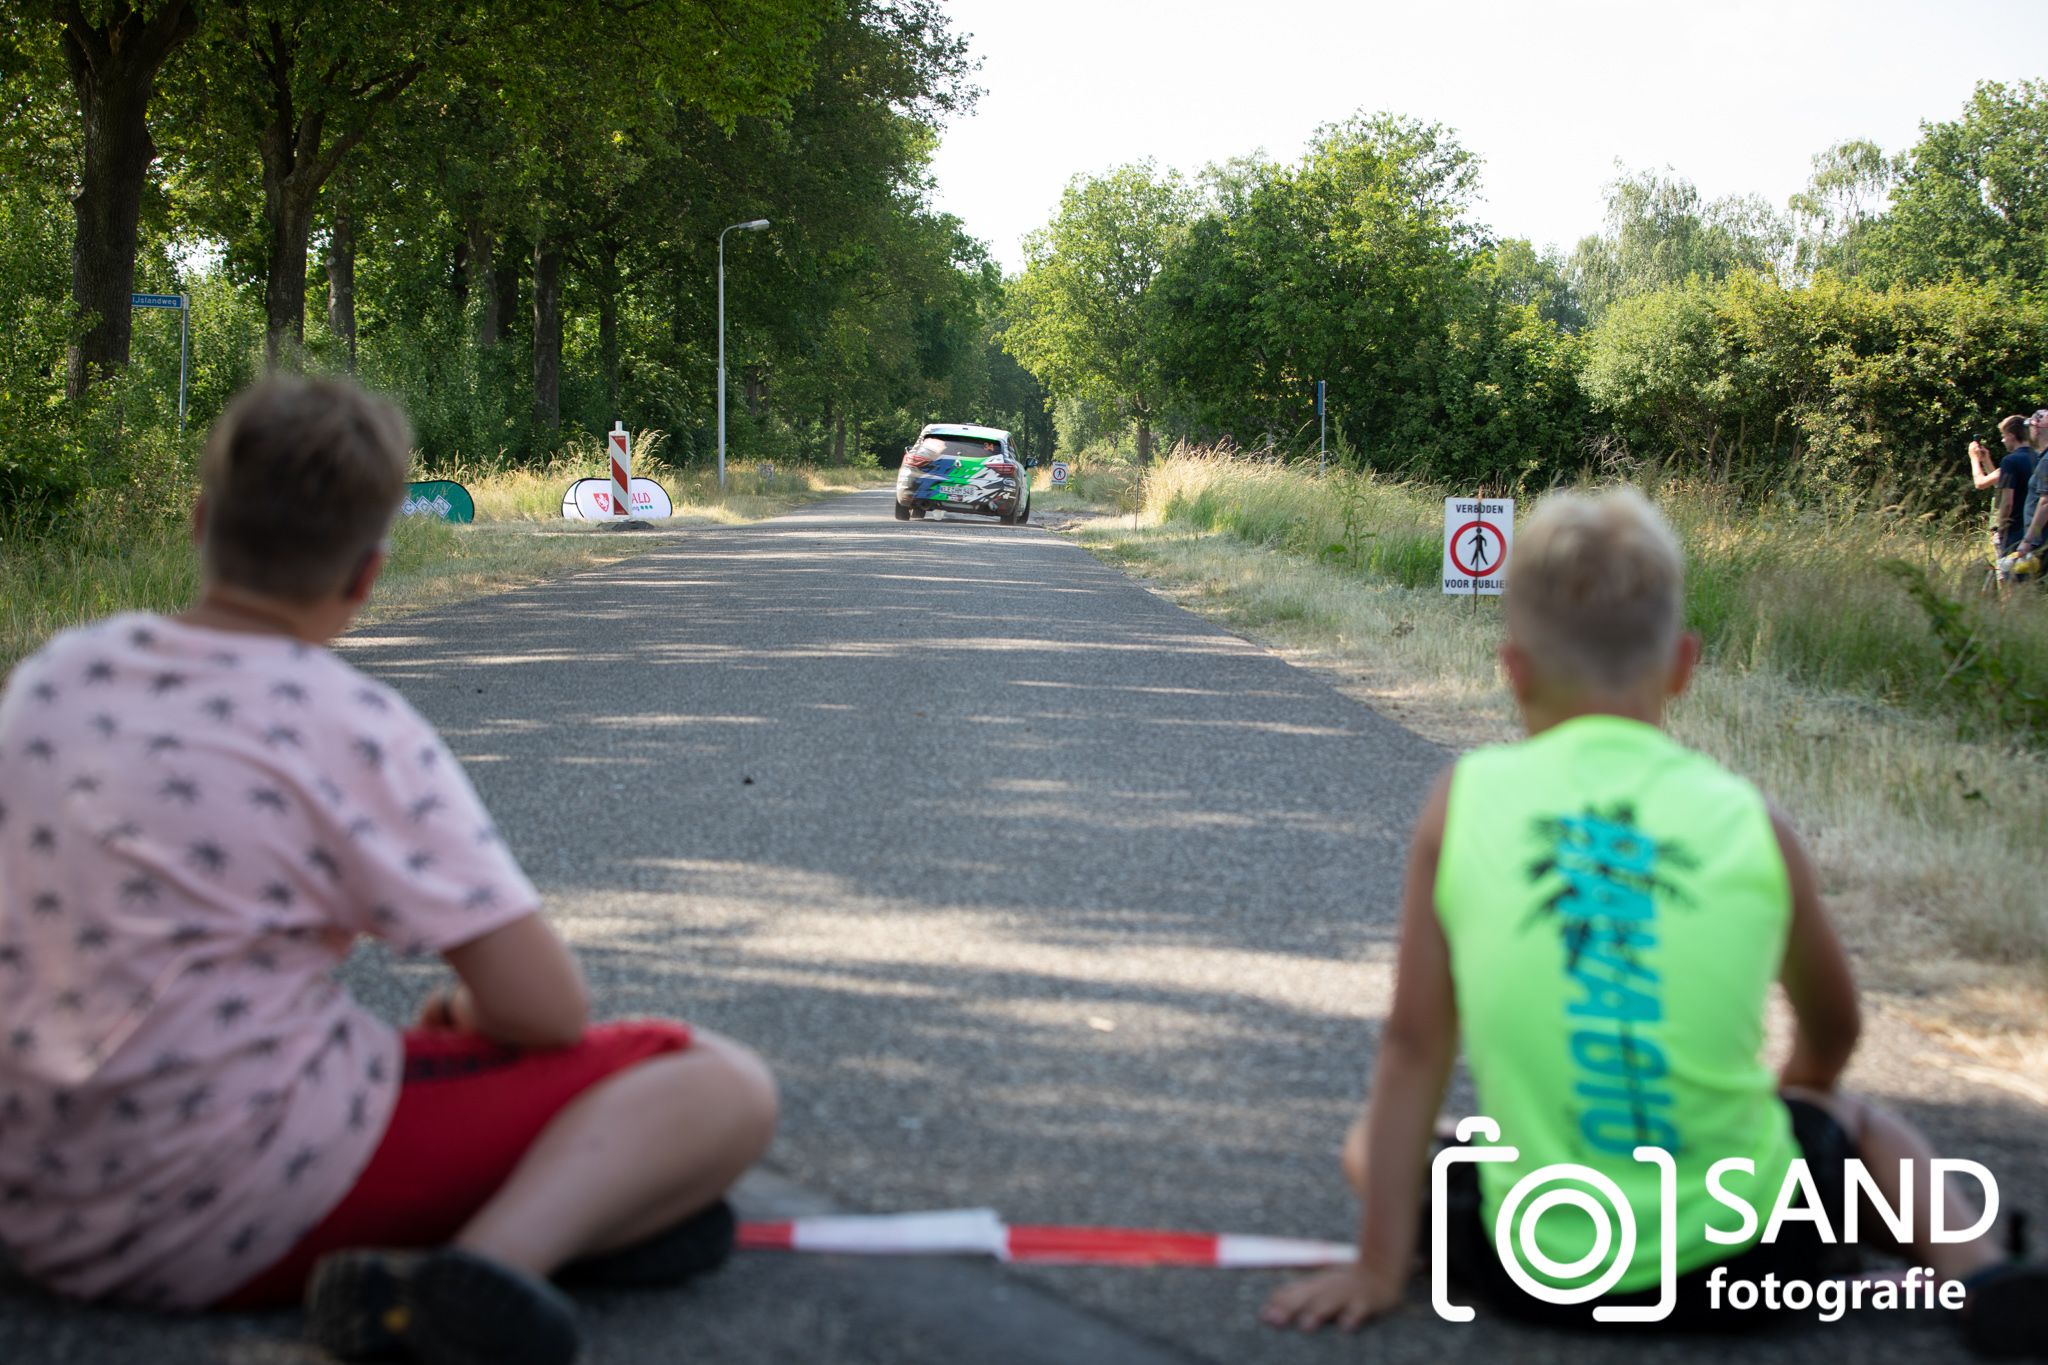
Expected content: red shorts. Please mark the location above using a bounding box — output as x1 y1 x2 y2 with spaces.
216 1019 692 1309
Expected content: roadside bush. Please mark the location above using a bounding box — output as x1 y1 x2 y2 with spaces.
0 174 83 515
1582 272 2048 506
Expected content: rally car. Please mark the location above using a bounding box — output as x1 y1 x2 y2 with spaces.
894 423 1032 524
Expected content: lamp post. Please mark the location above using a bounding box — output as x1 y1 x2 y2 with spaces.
717 218 772 490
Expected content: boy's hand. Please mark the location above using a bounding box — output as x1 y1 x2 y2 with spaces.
1258 1263 1405 1332
416 985 479 1033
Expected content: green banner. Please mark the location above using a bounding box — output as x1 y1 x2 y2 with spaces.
402 479 476 524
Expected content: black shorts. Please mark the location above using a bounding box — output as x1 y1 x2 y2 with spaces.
1439 1097 1863 1333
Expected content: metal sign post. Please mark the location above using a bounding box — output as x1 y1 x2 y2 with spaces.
1317 380 1327 474
131 292 190 435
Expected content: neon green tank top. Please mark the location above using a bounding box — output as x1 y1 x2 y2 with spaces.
1436 714 1797 1293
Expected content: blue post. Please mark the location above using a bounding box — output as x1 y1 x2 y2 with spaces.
1317 380 1327 474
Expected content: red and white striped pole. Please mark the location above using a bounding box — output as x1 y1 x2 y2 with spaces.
609 421 631 519
1004 1226 1353 1268
735 1210 1354 1268
738 1209 1006 1257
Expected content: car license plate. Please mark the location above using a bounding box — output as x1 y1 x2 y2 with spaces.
940 486 974 502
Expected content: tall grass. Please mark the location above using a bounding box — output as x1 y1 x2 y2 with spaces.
1065 447 2048 969
2 441 883 673
1 510 199 664
1124 450 2048 735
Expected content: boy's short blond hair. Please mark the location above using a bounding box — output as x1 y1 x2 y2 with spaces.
1505 487 1685 693
199 375 412 602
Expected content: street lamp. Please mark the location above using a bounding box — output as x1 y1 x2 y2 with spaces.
717 218 772 490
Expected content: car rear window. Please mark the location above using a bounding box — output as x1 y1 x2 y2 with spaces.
919 435 1002 459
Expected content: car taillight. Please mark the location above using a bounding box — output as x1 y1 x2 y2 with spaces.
987 461 1017 475
906 452 932 468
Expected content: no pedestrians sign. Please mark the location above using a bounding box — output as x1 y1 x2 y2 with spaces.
1442 498 1513 596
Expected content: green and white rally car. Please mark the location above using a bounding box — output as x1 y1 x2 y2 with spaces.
894 423 1032 524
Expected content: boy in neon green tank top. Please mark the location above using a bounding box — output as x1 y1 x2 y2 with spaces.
1262 489 2041 1355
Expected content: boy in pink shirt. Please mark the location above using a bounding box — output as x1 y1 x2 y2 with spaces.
0 376 777 1365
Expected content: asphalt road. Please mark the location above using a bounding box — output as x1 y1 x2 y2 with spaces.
2 489 2036 1364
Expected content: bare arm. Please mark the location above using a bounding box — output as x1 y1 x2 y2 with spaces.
1264 769 1459 1331
1968 444 2000 491
435 913 591 1049
1771 809 1859 1092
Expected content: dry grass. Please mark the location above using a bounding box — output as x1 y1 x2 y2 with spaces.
1055 448 2047 1043
2 446 883 673
448 433 877 525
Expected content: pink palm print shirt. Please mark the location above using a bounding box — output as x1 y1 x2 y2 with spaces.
0 614 539 1307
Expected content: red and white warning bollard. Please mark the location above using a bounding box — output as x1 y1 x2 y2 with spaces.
609 421 632 519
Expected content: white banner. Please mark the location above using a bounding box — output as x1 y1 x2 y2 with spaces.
561 477 674 520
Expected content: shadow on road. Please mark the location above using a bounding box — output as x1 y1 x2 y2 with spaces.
3 494 2038 1365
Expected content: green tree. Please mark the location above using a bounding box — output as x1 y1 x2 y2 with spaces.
982 291 1053 463
1568 166 1789 322
1491 238 1584 332
1864 79 2048 290
20 2 198 399
1787 138 1893 280
514 0 829 435
0 0 991 510
1146 114 1504 466
0 33 88 506
661 0 976 457
162 0 457 365
163 0 829 380
1006 161 1197 463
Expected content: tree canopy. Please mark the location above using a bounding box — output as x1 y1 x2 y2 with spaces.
1004 161 1196 463
5 25 2043 520
1001 81 2048 502
1 0 1050 516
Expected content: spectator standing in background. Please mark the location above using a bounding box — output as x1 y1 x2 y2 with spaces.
2005 411 2048 581
1968 421 2034 556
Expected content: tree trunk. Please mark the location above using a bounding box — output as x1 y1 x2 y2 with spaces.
596 242 620 416
489 250 516 347
467 220 500 346
1136 418 1154 465
833 409 847 463
671 241 692 353
263 182 319 366
254 61 329 369
57 0 199 401
248 22 424 367
325 200 357 370
531 237 562 431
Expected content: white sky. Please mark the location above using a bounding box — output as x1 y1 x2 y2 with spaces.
928 0 2035 273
